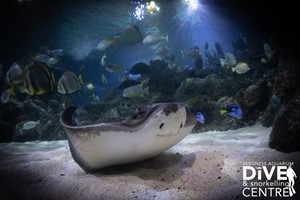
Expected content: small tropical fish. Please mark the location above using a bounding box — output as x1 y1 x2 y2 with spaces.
142 34 168 45
260 57 268 64
33 54 50 63
264 42 274 60
86 83 94 91
101 74 107 85
46 57 59 66
220 104 243 119
128 73 141 81
105 63 124 73
185 47 200 60
57 71 83 95
94 95 100 102
232 62 250 74
220 52 237 70
113 24 144 45
1 90 10 103
96 39 115 51
22 120 39 130
154 46 170 56
101 53 107 66
196 112 205 124
48 49 64 56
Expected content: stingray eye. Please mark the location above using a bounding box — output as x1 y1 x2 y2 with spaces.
133 114 138 120
180 122 183 128
159 122 164 129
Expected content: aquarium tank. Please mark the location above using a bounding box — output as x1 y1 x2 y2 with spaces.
0 0 299 199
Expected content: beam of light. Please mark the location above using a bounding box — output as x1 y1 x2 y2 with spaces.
184 0 200 11
171 0 238 67
175 0 205 26
130 1 160 21
134 4 145 20
146 1 160 15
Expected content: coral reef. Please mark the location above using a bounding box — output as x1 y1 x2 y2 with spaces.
236 80 269 108
0 49 299 154
148 60 184 96
0 57 277 142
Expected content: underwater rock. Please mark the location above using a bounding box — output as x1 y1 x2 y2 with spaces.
237 80 268 108
149 59 168 71
148 60 183 94
269 97 300 152
47 99 61 114
175 74 239 102
149 92 175 104
81 97 136 124
22 99 48 121
0 100 24 124
274 49 300 102
260 95 282 127
39 114 66 140
0 120 14 142
129 62 151 75
274 67 299 102
175 78 208 101
72 108 90 125
0 100 25 142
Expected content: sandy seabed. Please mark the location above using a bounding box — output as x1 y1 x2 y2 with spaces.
0 123 299 200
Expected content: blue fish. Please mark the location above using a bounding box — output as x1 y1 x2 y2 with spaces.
220 104 243 119
196 112 205 124
128 73 141 81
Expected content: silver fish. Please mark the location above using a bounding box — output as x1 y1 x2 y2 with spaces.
142 34 168 46
22 120 39 130
46 57 59 66
1 90 10 103
34 54 50 63
48 49 64 56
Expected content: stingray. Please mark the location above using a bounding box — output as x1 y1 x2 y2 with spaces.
60 103 197 172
